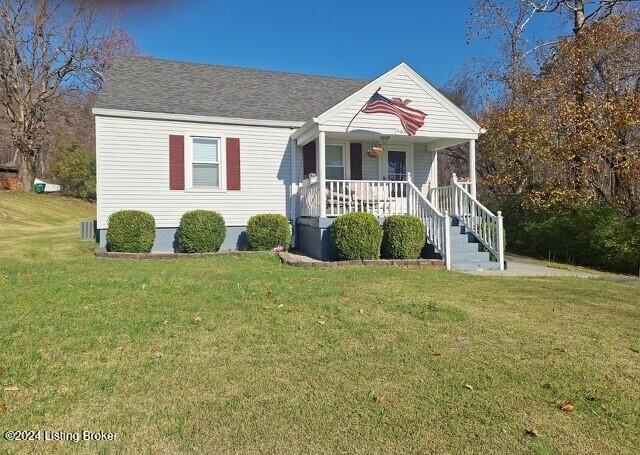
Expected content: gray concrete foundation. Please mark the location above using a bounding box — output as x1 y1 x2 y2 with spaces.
98 226 248 252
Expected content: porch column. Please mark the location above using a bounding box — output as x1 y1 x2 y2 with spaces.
469 139 477 198
291 139 298 247
318 131 327 217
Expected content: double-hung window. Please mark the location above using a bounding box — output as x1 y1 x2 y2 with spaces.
325 144 345 180
191 137 220 188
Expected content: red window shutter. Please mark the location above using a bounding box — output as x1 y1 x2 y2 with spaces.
349 143 363 180
169 135 185 190
303 141 317 178
226 137 241 190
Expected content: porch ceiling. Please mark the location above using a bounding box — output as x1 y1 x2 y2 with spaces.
291 121 475 150
322 131 470 149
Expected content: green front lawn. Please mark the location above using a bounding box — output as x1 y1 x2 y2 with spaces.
1 193 639 453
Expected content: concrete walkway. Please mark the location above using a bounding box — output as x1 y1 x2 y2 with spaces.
466 254 637 283
281 250 639 286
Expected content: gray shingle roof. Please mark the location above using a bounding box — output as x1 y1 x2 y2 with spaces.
95 56 369 123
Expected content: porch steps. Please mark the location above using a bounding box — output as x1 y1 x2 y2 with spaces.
423 217 503 271
449 218 501 271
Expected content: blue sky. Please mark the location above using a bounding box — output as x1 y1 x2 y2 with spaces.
119 0 494 86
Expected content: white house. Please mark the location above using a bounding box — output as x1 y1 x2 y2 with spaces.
94 56 504 270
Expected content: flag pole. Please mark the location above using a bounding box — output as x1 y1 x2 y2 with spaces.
345 87 380 133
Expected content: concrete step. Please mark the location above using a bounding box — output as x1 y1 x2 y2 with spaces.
449 241 484 253
450 250 491 262
451 260 501 271
449 229 481 244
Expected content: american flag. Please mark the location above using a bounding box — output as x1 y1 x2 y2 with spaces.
362 92 426 136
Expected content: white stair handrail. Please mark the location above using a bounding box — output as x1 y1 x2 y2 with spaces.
406 180 450 270
451 175 505 270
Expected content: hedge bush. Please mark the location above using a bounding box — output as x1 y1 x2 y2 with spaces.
381 215 425 259
178 210 226 253
331 212 383 260
501 194 640 274
106 210 155 253
247 214 291 251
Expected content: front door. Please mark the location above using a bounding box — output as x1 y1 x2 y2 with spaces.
387 150 407 182
387 150 407 197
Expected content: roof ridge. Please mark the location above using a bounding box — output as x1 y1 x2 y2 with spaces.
115 55 371 83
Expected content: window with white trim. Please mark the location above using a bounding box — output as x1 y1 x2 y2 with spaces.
325 144 345 179
191 137 220 188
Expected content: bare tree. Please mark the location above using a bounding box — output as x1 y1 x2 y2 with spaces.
468 0 638 95
0 0 131 190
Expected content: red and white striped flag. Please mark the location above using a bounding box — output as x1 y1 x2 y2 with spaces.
362 91 426 136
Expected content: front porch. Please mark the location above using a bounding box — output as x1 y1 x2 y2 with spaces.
290 131 504 270
295 172 504 271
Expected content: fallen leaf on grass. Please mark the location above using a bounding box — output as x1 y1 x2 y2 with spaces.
561 403 575 413
317 320 325 326
373 395 385 404
0 402 6 413
432 352 442 357
524 428 539 437
154 352 162 359
339 297 349 305
191 317 202 325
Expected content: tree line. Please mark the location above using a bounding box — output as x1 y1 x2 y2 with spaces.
456 0 640 217
446 0 640 273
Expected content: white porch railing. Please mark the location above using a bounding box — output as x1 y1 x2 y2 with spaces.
450 175 505 270
428 180 472 213
325 180 409 217
298 180 320 216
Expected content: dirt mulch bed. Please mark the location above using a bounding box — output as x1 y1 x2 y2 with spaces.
278 251 444 269
95 247 272 260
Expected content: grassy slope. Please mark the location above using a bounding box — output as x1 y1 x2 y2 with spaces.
0 192 639 454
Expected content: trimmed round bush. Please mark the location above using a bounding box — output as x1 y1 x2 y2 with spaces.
178 210 226 253
106 210 155 253
381 215 425 259
247 214 291 251
331 212 383 260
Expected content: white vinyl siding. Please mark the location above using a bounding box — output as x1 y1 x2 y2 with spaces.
321 72 478 138
96 115 296 229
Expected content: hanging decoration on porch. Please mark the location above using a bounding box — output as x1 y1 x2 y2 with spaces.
367 135 390 158
368 144 383 158
346 87 427 136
